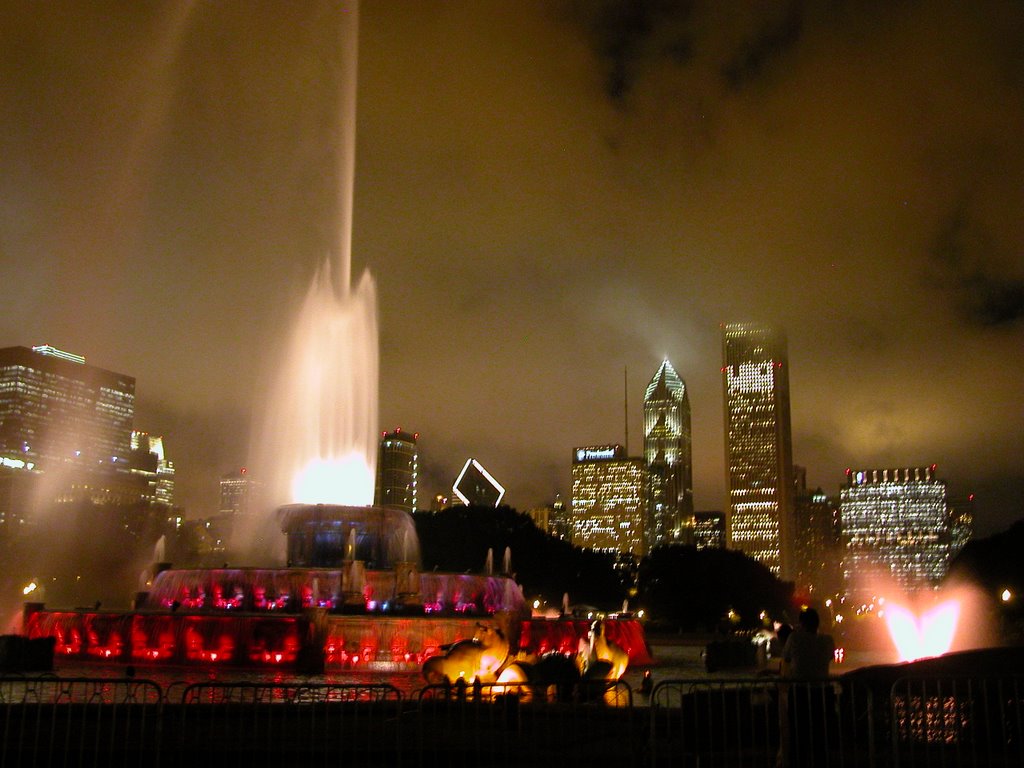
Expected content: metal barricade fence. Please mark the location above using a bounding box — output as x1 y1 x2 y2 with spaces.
889 675 1024 768
172 681 405 768
414 680 639 768
0 675 164 768
5 672 1020 767
649 677 878 768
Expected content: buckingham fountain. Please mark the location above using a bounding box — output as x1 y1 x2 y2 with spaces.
20 1 649 677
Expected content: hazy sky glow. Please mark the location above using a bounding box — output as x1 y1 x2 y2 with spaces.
1 1 1022 534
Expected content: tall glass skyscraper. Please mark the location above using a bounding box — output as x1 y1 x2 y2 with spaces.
721 323 795 578
643 359 693 550
374 429 418 513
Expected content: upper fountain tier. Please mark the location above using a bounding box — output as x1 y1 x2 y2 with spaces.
279 503 420 569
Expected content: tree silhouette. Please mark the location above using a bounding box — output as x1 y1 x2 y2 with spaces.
637 544 793 631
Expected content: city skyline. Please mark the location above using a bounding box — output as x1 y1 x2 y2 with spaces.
1 2 1022 535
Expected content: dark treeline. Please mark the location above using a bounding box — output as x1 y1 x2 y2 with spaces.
414 505 624 609
638 544 793 631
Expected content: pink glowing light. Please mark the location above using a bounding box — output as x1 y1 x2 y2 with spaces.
885 599 960 662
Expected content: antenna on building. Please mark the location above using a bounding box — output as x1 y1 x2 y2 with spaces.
624 365 629 455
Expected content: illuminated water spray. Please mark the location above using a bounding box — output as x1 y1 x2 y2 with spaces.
885 599 961 662
255 1 378 508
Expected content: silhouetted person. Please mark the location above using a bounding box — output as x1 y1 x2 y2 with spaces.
781 609 833 680
778 608 836 767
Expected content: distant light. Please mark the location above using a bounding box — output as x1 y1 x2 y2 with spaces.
22 581 37 596
1001 589 1013 603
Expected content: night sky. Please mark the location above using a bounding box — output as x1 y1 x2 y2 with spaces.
2 1 1022 536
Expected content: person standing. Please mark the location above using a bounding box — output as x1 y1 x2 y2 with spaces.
781 608 834 679
778 608 836 767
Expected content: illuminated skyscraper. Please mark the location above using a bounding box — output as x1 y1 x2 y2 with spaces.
721 323 795 578
947 494 974 561
219 468 258 516
570 444 646 558
694 511 726 550
0 345 134 474
643 359 693 549
840 466 951 596
374 428 418 513
131 430 176 508
0 344 145 519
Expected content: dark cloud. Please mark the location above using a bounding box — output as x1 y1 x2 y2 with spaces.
568 0 694 104
571 0 807 103
931 205 1024 327
721 1 804 89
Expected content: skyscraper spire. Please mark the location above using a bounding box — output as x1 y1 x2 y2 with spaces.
643 358 693 550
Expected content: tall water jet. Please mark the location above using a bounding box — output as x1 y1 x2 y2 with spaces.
251 1 377 517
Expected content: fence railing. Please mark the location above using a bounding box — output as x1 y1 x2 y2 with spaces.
0 676 164 768
1 673 1021 767
649 677 877 767
888 675 1024 768
414 680 639 768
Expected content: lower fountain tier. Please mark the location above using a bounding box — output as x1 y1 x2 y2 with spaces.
23 610 653 669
